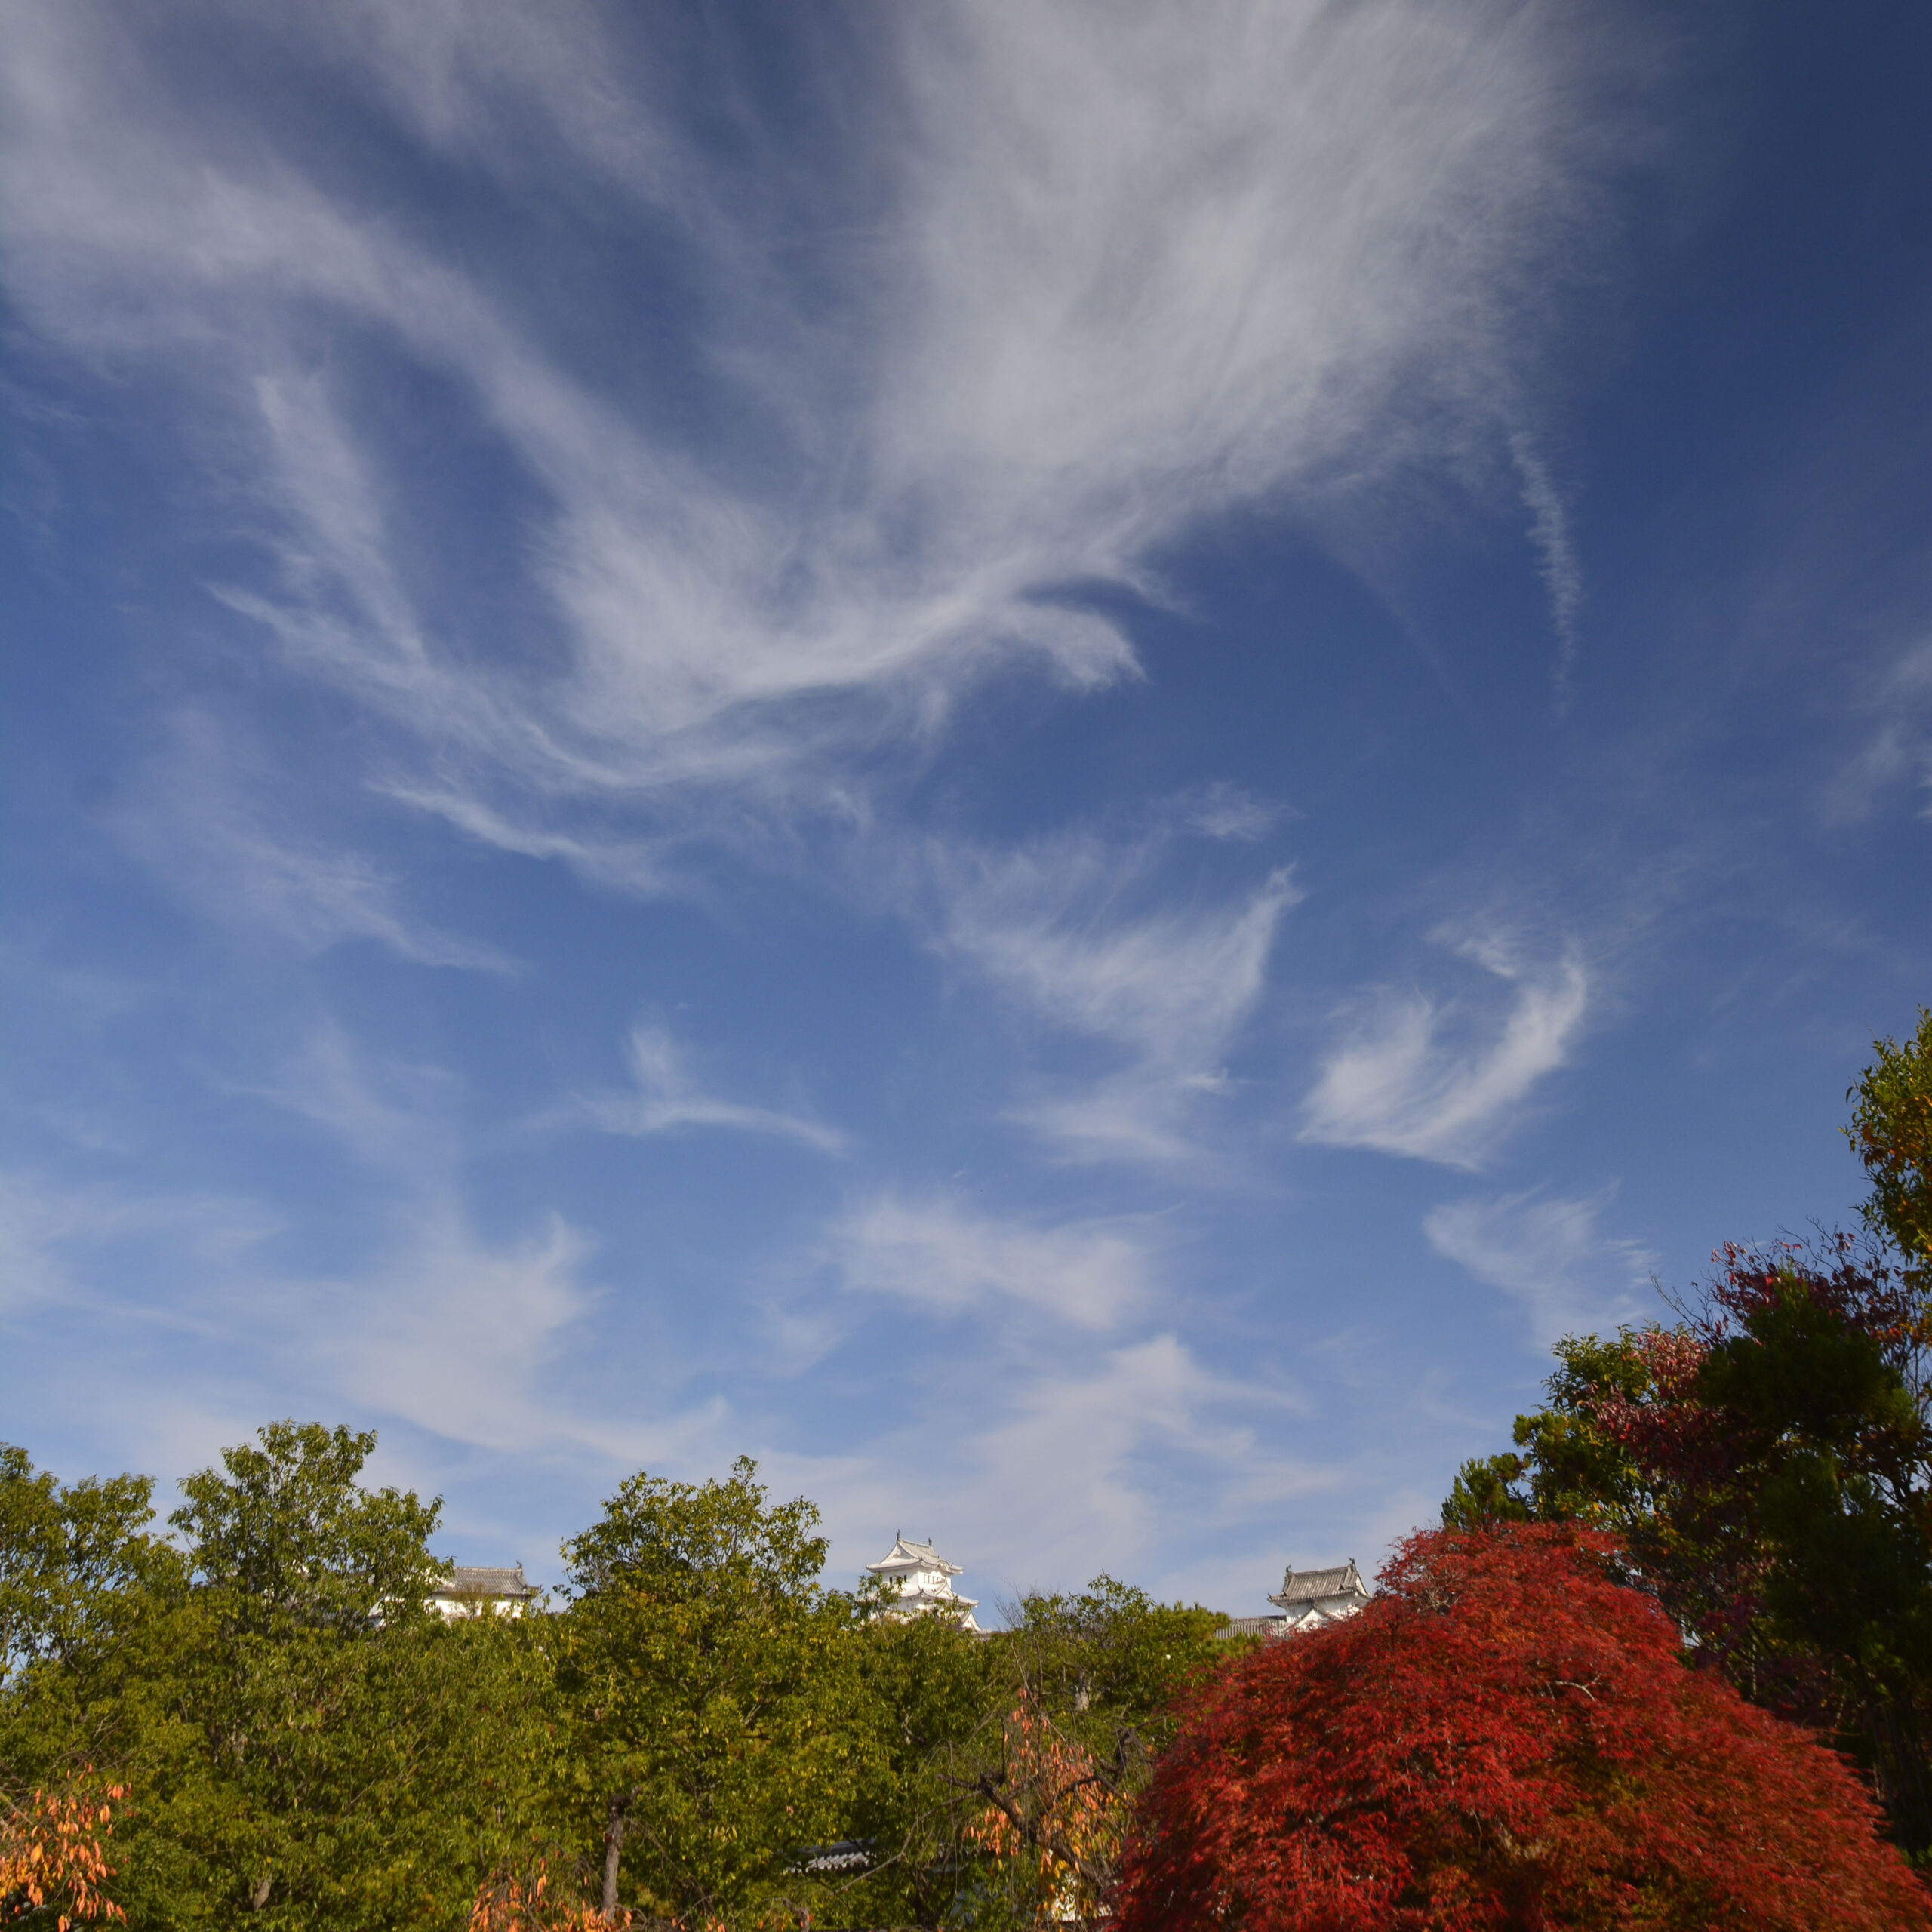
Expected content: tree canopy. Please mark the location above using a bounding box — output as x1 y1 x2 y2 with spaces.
1 1426 558 1931
555 1457 878 1927
0 1429 1239 1930
1851 1006 1932 1290
1443 1020 1932 1856
1115 1525 1932 1932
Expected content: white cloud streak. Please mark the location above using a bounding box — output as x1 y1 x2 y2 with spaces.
2 0 1632 855
0 1051 703 1469
1510 432 1583 705
120 714 515 970
1423 1186 1654 1345
1300 943 1587 1167
306 1206 596 1451
831 1193 1155 1331
934 828 1300 1160
1824 635 1932 825
565 1024 848 1155
0 2 1655 1592
968 1334 1287 1571
769 1321 1326 1601
0 1170 280 1318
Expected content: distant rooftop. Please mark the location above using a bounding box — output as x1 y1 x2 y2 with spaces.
429 1564 539 1616
1269 1560 1370 1609
865 1534 964 1578
1217 1614 1287 1641
1216 1557 1373 1641
795 1841 872 1873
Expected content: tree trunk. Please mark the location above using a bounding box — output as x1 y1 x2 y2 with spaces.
602 1792 630 1921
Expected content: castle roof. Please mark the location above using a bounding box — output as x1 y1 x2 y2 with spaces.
1268 1559 1369 1610
431 1564 538 1603
1217 1614 1287 1640
866 1534 964 1578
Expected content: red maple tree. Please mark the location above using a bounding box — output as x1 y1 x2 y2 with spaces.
1112 1525 1931 1932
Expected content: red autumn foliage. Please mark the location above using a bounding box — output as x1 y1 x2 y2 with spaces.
1112 1525 1931 1932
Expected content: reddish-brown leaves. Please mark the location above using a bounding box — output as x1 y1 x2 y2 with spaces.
468 1861 628 1931
964 1700 1128 1921
0 1774 128 1930
1112 1526 1930 1932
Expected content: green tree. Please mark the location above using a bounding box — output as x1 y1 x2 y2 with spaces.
888 1577 1230 1931
1850 1004 1932 1291
1441 1331 1663 1537
134 1421 452 1923
168 1420 443 1634
1440 1452 1531 1530
0 1441 189 1931
0 1444 183 1697
1693 1250 1932 1846
997 1576 1229 1737
821 1592 990 1931
1 1423 568 1930
556 1457 881 1927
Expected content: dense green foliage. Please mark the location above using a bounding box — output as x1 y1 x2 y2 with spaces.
1444 1020 1932 1857
2 1425 561 1929
833 1577 1229 1931
555 1457 877 1926
1 1432 1225 1929
1851 1006 1932 1291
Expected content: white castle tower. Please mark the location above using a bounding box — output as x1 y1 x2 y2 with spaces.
1218 1558 1374 1642
1268 1559 1371 1631
866 1533 980 1629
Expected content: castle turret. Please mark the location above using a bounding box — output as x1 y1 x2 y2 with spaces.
865 1533 980 1629
1268 1558 1371 1629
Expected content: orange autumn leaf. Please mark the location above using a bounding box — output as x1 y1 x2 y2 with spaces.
469 1858 630 1932
0 1774 128 1929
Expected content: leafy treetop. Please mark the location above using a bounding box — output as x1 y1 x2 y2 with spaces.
169 1420 444 1634
1850 1004 1932 1288
0 1446 180 1694
1114 1524 1932 1932
557 1457 873 1927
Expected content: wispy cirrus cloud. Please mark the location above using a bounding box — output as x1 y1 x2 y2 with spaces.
119 713 515 971
1423 1186 1655 1344
0 0 1663 1599
222 1023 463 1178
181 1029 611 1447
1 1041 672 1468
962 1333 1303 1577
1510 432 1584 704
933 824 1300 1161
562 1023 848 1155
300 1205 598 1451
2 0 1637 861
761 1312 1323 1598
1824 635 1932 825
937 840 1296 1059
830 1192 1155 1331
0 1169 280 1318
1300 941 1588 1168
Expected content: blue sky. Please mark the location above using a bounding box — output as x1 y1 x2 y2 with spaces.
4 0 1929 1617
